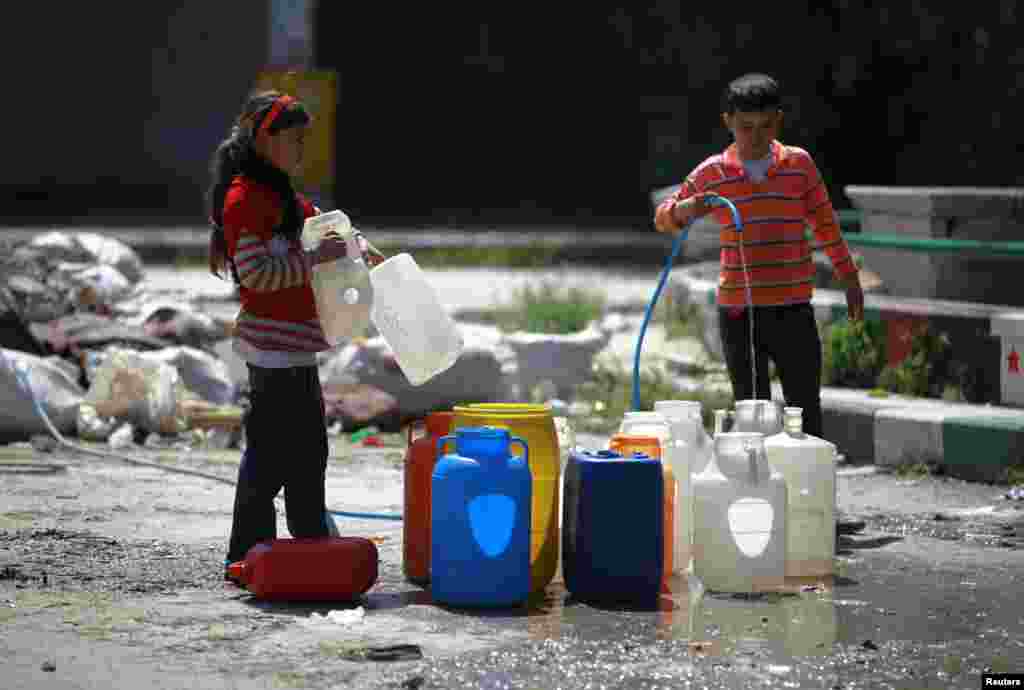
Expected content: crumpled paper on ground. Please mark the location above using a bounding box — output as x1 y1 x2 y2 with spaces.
302 606 365 629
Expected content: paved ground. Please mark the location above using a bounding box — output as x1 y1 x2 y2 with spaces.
4 262 1024 688
1 437 1023 690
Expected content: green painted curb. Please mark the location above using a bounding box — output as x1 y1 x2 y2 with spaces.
942 415 1024 482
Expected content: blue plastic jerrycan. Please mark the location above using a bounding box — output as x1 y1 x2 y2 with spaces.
562 449 664 603
431 426 531 607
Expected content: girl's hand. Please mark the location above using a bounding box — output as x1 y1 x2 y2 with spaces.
312 230 349 264
354 232 387 267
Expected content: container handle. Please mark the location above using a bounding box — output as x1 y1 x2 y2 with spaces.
437 434 456 457
407 418 425 446
747 447 759 485
509 435 529 471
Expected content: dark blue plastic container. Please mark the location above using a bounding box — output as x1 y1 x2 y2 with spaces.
430 426 531 607
562 449 664 602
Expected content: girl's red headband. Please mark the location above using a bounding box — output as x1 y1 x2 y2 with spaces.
256 95 296 138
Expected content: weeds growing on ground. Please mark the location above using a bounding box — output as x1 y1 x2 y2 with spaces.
1006 464 1024 486
659 288 704 341
573 357 733 434
475 280 606 334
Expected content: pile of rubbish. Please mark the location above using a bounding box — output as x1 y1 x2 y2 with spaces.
1 231 623 449
0 232 241 447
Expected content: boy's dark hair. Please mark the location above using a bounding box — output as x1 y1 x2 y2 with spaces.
721 74 782 114
206 90 312 280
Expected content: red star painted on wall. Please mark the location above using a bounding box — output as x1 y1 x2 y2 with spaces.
1009 347 1020 374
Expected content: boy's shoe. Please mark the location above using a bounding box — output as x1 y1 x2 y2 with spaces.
836 518 866 535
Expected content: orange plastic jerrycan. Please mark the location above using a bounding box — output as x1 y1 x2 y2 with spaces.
609 433 675 584
452 403 560 594
227 537 379 601
403 411 455 584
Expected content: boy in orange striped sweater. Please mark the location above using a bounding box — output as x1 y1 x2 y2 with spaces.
654 74 864 439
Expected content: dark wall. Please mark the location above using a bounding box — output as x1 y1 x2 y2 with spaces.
4 1 270 223
315 2 1023 227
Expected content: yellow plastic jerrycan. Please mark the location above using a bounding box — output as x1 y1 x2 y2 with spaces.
452 403 560 594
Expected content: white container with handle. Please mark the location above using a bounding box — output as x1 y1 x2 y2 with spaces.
301 210 373 345
369 253 463 386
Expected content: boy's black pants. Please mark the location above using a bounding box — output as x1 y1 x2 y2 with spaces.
226 364 334 564
718 303 824 439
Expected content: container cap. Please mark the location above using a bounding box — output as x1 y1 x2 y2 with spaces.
609 433 662 459
455 403 551 417
581 449 621 460
654 400 701 414
425 411 454 436
579 449 654 462
453 425 510 440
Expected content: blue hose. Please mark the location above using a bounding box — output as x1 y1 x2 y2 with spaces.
632 194 745 411
329 510 403 521
0 346 407 522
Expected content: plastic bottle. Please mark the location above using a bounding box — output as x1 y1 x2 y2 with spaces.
302 210 373 344
452 403 559 594
653 400 714 574
763 406 838 577
733 399 783 436
562 449 663 602
227 537 379 601
608 433 675 580
431 426 531 607
403 411 455 585
369 253 463 386
692 432 786 593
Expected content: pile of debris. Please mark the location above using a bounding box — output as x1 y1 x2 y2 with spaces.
0 232 243 448
0 231 622 449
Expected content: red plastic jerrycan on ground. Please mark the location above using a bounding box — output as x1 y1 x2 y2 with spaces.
403 411 454 584
227 537 378 601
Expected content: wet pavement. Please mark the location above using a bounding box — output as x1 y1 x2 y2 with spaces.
1 436 1023 690
3 265 1024 688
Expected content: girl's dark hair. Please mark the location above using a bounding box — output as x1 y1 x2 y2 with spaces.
207 90 311 280
721 74 782 114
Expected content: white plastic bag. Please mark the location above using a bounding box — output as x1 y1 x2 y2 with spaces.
82 347 185 434
0 348 84 440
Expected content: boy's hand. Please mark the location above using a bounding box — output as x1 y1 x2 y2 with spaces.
842 272 865 321
656 192 715 234
677 192 714 223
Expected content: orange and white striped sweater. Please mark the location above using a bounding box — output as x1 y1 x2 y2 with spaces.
222 176 331 364
656 140 857 308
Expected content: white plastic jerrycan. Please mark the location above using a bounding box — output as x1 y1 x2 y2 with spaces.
369 253 463 387
733 399 784 436
764 406 838 577
301 210 373 345
653 400 713 575
692 432 786 593
617 411 670 446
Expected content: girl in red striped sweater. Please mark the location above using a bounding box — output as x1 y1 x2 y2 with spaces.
207 90 382 579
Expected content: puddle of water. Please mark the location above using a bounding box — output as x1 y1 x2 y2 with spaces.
361 571 844 657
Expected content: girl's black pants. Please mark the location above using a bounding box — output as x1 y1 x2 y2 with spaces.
226 364 335 564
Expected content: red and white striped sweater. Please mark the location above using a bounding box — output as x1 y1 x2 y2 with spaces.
656 140 858 308
222 175 332 358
